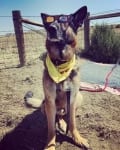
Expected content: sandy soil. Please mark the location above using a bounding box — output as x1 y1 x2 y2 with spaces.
0 58 120 150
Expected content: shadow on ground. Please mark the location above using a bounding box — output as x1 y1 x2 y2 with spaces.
0 109 85 150
0 109 47 150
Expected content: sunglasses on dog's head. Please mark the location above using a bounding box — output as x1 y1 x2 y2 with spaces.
45 15 70 23
41 6 87 41
41 6 87 32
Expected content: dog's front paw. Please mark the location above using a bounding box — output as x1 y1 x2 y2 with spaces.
71 129 89 149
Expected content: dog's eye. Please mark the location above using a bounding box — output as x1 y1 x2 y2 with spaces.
66 39 76 47
65 33 76 46
65 32 74 44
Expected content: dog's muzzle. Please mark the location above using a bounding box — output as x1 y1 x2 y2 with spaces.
47 22 65 42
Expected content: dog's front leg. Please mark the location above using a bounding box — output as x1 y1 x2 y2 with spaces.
43 70 56 150
69 75 89 148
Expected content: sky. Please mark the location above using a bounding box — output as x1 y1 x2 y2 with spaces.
0 0 120 34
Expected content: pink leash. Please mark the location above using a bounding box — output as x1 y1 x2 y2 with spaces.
80 59 120 92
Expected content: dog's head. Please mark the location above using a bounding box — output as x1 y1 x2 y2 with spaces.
41 6 87 63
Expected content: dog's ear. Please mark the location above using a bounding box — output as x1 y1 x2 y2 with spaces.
70 6 87 32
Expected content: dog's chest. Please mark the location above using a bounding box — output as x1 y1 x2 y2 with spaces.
55 80 70 116
56 78 71 92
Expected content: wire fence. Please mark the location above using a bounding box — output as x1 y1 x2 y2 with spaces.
0 23 46 69
22 25 46 64
0 13 120 69
0 16 85 69
0 32 19 69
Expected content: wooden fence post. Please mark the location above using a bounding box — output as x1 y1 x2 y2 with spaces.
12 10 26 66
84 12 90 51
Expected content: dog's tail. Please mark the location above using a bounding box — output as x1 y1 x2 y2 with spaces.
24 91 43 108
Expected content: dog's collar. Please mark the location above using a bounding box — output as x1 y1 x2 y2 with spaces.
46 55 76 83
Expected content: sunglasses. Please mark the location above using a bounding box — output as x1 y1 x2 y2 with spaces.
45 15 71 23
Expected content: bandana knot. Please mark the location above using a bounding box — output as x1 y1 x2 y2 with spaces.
46 55 75 83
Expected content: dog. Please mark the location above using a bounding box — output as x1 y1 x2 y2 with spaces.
24 6 89 150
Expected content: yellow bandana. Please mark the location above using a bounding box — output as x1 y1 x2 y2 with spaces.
46 55 76 83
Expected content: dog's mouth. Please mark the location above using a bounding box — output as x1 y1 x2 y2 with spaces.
46 40 75 64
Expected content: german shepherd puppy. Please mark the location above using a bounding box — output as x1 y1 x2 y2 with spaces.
25 6 89 150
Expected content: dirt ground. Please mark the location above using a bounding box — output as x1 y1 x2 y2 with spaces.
0 58 120 150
